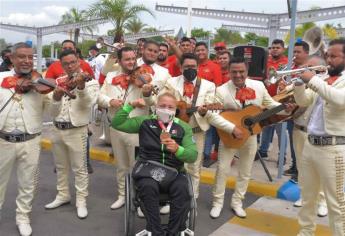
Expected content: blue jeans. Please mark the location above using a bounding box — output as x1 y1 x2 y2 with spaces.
203 126 220 159
276 120 296 167
258 125 275 155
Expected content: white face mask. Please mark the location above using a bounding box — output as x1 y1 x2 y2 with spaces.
156 108 176 123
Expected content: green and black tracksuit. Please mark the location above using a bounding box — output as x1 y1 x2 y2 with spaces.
112 105 197 236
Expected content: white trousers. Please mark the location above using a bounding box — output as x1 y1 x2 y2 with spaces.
212 135 257 208
110 127 138 198
298 141 345 236
185 131 205 199
51 126 88 207
0 135 41 224
293 128 326 205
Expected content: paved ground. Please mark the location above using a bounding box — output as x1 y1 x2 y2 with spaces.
1 150 259 236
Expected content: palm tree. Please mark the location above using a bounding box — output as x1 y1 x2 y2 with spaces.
59 7 97 45
323 23 338 40
284 22 316 43
87 0 154 43
124 18 147 34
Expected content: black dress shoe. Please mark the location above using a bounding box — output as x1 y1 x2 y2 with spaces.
203 158 217 168
87 163 94 174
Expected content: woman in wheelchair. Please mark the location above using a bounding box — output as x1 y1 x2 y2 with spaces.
112 92 197 236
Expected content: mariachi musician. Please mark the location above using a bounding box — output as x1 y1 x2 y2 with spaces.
97 47 152 211
151 53 217 200
0 42 58 236
294 38 345 236
45 49 99 220
201 57 295 219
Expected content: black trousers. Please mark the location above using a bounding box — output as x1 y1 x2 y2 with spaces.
135 173 191 236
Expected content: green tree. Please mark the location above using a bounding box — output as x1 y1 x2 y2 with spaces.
191 28 210 38
124 17 147 34
88 0 154 43
284 22 316 43
323 23 338 39
244 33 268 47
59 7 97 45
213 28 246 45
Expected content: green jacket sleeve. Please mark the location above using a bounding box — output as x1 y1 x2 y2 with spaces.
111 104 148 133
175 120 198 163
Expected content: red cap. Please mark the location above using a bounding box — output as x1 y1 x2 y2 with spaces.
214 42 226 49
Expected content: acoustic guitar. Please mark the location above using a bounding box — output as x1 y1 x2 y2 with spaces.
217 104 287 149
176 101 223 123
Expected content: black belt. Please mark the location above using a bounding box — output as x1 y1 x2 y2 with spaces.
0 132 41 143
54 121 77 130
192 127 202 134
294 124 307 132
308 135 345 146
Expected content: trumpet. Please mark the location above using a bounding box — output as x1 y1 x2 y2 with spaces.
270 65 329 84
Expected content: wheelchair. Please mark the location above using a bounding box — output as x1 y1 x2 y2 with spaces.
124 171 196 236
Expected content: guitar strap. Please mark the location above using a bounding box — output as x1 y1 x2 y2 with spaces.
191 78 201 110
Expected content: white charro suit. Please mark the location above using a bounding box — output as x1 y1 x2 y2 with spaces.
98 70 150 198
51 78 99 208
294 72 345 236
0 70 55 224
160 75 216 198
205 78 281 209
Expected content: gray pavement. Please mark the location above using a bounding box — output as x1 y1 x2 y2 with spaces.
1 150 259 236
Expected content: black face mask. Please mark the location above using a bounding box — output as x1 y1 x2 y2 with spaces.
183 68 197 82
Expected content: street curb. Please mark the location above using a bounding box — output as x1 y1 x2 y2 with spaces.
40 138 281 198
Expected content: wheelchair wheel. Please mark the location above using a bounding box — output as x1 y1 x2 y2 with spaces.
125 174 136 236
186 174 196 231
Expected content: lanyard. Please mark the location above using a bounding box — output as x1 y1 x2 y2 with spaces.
157 120 173 165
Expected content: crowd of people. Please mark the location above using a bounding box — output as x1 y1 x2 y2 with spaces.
0 34 345 236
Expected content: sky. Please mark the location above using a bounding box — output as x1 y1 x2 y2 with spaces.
0 0 344 45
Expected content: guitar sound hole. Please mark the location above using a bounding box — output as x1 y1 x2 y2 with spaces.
244 118 254 127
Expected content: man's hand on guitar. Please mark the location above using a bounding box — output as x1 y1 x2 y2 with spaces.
232 126 244 140
109 99 123 108
130 98 146 108
161 138 179 153
197 105 208 116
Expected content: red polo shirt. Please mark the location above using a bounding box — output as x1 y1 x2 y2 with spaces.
221 69 231 84
166 55 182 77
266 56 288 96
198 60 222 86
45 59 95 79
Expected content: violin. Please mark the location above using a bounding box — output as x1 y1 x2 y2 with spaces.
15 71 76 99
129 66 159 94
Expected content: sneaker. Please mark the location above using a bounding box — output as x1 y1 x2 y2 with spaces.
290 174 298 183
17 223 32 236
137 207 145 218
231 206 247 218
293 198 302 207
283 167 298 176
160 205 170 215
210 206 222 219
317 204 328 217
45 198 71 209
77 206 88 219
110 197 125 210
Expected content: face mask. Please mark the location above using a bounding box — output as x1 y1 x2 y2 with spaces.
183 68 197 82
156 108 175 123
